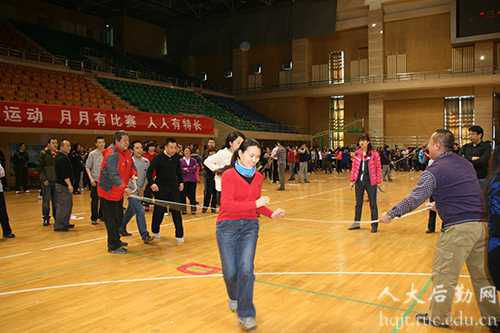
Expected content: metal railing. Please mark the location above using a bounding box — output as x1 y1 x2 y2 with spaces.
342 136 429 149
0 44 68 65
0 44 229 93
178 103 309 134
235 65 500 95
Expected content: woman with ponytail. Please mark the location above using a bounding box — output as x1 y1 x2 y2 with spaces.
216 138 285 330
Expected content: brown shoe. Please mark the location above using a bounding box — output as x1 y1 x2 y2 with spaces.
144 235 155 244
119 230 132 236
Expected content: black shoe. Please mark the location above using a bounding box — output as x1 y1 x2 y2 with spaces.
54 227 69 231
415 314 450 328
305 180 310 183
119 230 132 236
3 233 15 238
108 247 127 254
182 211 187 215
143 235 155 244
425 229 435 234
202 208 207 213
211 209 216 213
371 223 378 233
120 242 128 247
91 220 98 225
67 224 75 228
191 211 196 215
43 220 50 226
276 188 284 191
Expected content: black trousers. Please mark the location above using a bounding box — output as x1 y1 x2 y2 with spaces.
272 160 279 182
151 185 183 237
101 197 124 251
72 169 81 191
354 180 378 228
488 246 500 290
15 166 28 191
203 178 217 210
427 196 437 231
0 192 12 235
90 184 102 221
182 181 197 213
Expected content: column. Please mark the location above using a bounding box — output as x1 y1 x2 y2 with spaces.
232 49 248 94
292 38 311 84
474 85 493 141
368 8 384 79
369 92 384 138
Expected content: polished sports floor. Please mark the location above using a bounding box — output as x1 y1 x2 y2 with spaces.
0 170 493 332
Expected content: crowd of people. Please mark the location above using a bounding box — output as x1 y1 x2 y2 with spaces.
1 125 500 331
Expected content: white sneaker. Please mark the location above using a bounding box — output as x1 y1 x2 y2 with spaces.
239 317 257 330
229 299 238 312
153 233 161 238
176 237 184 243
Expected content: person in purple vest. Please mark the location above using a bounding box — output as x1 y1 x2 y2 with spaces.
380 129 500 331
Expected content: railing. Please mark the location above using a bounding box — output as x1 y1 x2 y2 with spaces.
343 136 429 149
0 44 229 93
178 103 309 134
234 65 500 95
0 44 68 65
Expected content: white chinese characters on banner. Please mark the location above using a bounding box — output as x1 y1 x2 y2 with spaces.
0 102 212 134
3 106 22 123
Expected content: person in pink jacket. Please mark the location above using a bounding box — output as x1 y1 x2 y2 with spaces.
180 146 198 214
348 133 382 233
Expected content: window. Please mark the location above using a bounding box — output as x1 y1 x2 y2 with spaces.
444 96 475 146
199 72 207 82
329 51 344 84
330 96 345 148
225 68 233 78
252 64 261 75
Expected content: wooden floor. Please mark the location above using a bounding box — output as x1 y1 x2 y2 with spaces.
0 170 493 332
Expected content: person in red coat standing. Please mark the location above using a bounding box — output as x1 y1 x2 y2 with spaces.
98 130 138 254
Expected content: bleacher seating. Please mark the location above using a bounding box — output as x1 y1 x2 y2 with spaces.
11 20 150 73
203 93 296 133
0 62 130 111
98 77 256 131
126 53 199 85
0 21 51 62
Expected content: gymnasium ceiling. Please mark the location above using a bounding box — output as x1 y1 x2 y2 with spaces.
40 0 297 27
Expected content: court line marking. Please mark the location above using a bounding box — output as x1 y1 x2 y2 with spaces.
0 271 471 297
0 214 215 260
392 277 432 332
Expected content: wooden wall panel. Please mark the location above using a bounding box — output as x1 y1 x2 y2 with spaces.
192 50 233 92
384 13 452 73
384 98 444 138
245 41 292 88
244 97 307 128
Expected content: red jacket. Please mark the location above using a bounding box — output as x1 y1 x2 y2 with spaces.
98 144 138 201
349 148 381 186
217 168 273 222
288 150 297 164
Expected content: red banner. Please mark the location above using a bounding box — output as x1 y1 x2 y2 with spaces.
0 101 214 134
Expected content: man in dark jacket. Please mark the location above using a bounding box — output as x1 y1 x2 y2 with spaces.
12 143 29 193
37 138 58 226
54 140 74 231
381 145 393 182
458 125 491 190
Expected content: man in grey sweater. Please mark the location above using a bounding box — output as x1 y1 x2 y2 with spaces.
86 136 105 225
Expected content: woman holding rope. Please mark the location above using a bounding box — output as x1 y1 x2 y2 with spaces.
216 138 285 330
348 133 381 233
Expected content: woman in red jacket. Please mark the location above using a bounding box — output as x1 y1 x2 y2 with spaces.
348 133 382 233
216 138 285 330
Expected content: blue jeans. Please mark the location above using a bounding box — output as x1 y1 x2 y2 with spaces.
289 162 296 179
120 197 149 240
41 181 57 221
216 218 259 318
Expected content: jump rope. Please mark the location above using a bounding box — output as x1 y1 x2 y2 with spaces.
126 178 432 224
